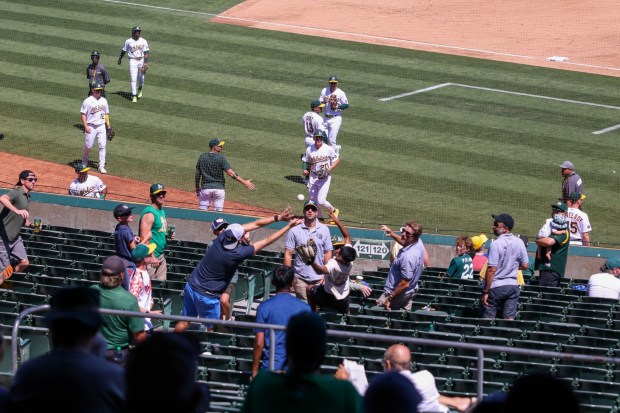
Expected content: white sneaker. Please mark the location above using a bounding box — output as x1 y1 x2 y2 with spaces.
98 166 107 174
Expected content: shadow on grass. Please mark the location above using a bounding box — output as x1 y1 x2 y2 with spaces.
110 91 133 101
285 175 306 185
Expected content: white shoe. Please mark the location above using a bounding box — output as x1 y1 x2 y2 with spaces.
98 166 107 174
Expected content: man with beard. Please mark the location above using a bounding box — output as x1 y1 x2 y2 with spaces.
482 214 529 319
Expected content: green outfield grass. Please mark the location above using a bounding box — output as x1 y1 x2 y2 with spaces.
0 0 618 245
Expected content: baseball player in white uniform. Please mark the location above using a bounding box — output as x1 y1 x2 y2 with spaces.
69 163 107 198
566 192 592 246
118 26 150 103
319 76 348 153
302 100 327 149
304 131 340 221
80 83 110 174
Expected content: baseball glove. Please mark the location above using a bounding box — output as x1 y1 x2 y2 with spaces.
316 169 329 180
329 94 338 110
106 127 115 141
140 63 149 74
295 238 317 264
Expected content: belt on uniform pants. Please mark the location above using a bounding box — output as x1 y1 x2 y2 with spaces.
129 57 143 60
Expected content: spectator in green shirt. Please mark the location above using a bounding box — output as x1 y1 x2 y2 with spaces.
0 170 37 282
93 255 147 365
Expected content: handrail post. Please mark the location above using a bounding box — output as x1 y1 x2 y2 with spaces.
268 328 276 371
11 304 49 374
477 347 484 400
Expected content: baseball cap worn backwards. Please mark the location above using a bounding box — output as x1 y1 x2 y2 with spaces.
492 213 514 230
559 161 574 169
150 183 166 196
44 287 104 327
209 138 225 148
211 218 229 233
551 201 568 212
222 224 245 250
17 170 35 185
113 204 134 218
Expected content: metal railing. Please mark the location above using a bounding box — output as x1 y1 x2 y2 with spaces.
12 305 620 399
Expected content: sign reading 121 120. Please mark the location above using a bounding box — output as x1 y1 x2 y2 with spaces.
353 239 389 260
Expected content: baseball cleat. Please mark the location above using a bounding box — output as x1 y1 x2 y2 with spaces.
131 95 137 103
328 208 340 225
137 88 143 98
98 166 107 174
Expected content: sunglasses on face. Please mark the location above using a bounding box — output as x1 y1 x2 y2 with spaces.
26 177 37 182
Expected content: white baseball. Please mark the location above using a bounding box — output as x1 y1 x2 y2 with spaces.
297 194 305 201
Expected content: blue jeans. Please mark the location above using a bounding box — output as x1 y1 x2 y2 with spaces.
484 285 520 319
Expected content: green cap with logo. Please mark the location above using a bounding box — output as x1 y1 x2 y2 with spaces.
150 183 166 196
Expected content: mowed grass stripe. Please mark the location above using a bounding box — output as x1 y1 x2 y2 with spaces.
1 0 619 243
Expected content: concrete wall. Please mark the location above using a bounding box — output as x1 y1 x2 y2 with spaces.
27 197 615 281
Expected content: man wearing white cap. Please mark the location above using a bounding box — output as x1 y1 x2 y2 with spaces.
559 161 583 203
174 208 302 332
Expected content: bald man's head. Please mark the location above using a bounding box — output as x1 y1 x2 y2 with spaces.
383 344 412 372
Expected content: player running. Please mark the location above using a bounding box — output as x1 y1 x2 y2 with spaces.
303 130 340 222
319 75 348 154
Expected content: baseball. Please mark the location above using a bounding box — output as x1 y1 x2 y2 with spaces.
297 194 305 201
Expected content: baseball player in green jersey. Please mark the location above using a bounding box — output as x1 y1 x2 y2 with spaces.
139 183 171 281
195 138 255 211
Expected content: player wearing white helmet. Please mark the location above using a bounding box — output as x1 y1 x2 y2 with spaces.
118 26 150 103
80 83 111 174
69 163 107 198
319 75 348 153
303 130 340 222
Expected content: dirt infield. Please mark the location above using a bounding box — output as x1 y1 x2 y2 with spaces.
0 152 275 217
214 0 619 77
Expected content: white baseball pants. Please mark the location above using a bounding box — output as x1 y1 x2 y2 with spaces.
83 123 107 168
129 58 145 96
324 115 342 146
308 174 333 219
198 189 225 211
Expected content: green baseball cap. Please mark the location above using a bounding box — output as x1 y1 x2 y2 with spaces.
605 257 620 270
551 201 568 212
74 162 91 173
311 99 325 108
150 183 166 196
328 76 338 83
303 200 318 210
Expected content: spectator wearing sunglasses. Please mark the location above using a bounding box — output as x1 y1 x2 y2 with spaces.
0 170 37 282
376 222 425 311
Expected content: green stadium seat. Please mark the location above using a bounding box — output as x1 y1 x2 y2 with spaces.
198 354 237 370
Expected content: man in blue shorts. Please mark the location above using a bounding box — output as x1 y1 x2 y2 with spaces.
482 214 529 319
174 208 302 332
251 266 310 378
